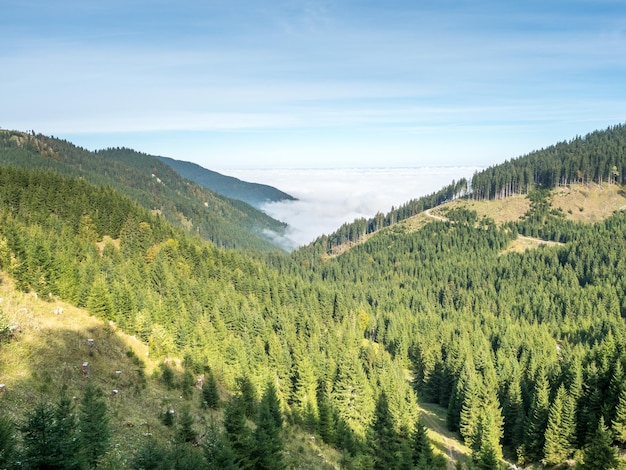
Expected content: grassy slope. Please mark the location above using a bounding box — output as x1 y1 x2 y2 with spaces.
0 272 340 469
397 184 626 255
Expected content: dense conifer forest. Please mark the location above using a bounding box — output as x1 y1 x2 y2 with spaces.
1 124 626 468
0 130 287 251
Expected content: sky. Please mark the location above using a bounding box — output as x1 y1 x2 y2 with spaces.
2 1 626 169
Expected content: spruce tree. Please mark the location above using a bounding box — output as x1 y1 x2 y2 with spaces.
411 416 435 467
237 375 257 419
611 387 626 446
202 369 220 409
523 368 550 462
223 396 252 468
79 383 111 468
51 393 83 470
475 441 500 470
369 391 399 470
131 438 172 470
175 405 196 444
577 417 619 470
543 385 572 466
250 382 284 470
204 420 238 470
316 380 334 444
21 403 55 469
502 376 525 449
0 413 16 469
22 398 82 470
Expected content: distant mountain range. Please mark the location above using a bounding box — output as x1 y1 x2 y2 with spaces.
157 156 296 209
0 131 291 251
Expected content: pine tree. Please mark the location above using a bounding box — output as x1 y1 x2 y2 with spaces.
411 416 435 467
21 397 82 470
21 403 55 469
131 438 172 470
577 417 619 470
223 396 252 468
316 380 334 444
611 387 626 446
369 391 399 470
523 368 550 462
250 382 284 470
502 376 525 449
204 420 238 470
202 369 220 409
79 383 111 468
475 441 501 470
237 375 257 419
175 405 196 444
0 413 16 469
51 393 83 470
543 385 573 466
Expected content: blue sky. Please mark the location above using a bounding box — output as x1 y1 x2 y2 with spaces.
2 0 626 169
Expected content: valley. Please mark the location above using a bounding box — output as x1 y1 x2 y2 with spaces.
1 124 626 469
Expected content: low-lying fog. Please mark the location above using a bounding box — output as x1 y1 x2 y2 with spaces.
224 167 480 250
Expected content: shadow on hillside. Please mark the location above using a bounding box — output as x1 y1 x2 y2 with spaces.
0 308 149 423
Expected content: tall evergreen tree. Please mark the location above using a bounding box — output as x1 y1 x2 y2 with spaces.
611 387 626 446
523 368 550 462
577 417 619 470
204 420 238 470
411 417 434 467
316 380 334 444
502 376 525 450
223 396 252 468
21 397 83 470
543 385 573 466
250 382 284 470
79 383 111 468
175 405 196 444
0 413 16 469
237 375 257 419
20 403 55 469
201 369 220 409
369 392 399 470
130 438 172 470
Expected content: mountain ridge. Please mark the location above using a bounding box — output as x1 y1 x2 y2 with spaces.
0 130 287 252
156 155 296 208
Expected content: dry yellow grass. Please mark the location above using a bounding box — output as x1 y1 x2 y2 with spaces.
431 195 531 226
552 183 626 223
0 272 187 465
501 236 564 255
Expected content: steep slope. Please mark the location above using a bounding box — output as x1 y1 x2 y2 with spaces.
0 273 343 469
0 130 287 252
157 155 296 208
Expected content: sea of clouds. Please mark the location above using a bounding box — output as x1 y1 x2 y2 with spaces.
222 167 481 250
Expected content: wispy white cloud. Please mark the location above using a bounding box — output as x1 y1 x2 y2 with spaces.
224 167 480 249
1 1 625 168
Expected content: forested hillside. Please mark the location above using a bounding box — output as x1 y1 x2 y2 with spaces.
0 130 287 251
157 155 296 208
311 123 626 255
1 125 626 469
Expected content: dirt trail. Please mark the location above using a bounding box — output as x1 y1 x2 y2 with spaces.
418 402 470 468
424 208 448 222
